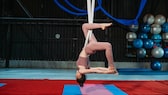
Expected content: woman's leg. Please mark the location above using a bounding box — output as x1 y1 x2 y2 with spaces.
82 23 112 42
85 42 116 69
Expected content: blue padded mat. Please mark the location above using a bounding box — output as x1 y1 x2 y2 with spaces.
63 84 127 95
0 83 6 87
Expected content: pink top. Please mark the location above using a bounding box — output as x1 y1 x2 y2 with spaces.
76 56 89 69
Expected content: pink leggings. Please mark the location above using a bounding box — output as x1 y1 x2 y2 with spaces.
82 23 115 68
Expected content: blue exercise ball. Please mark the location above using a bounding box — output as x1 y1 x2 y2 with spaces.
151 34 162 43
150 61 162 70
133 39 143 48
141 24 151 33
164 48 168 58
162 22 168 32
153 43 162 47
138 33 148 39
143 39 154 49
137 48 146 58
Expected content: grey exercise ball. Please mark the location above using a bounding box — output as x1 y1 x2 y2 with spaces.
143 14 155 25
162 33 168 42
150 24 161 34
126 32 137 41
154 14 166 25
151 47 164 58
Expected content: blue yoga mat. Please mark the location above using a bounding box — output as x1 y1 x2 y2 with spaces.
118 68 168 75
63 85 81 95
62 84 127 95
0 83 6 87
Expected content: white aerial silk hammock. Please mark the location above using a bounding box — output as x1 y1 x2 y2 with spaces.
83 0 95 47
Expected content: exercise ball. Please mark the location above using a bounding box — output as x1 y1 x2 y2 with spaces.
151 47 164 58
137 48 146 58
133 39 143 48
129 24 139 32
162 33 168 42
138 33 148 39
154 14 166 25
126 32 137 41
141 24 151 33
162 22 168 32
150 61 162 70
150 24 161 34
164 48 168 58
143 39 154 49
153 43 162 48
151 34 162 43
143 14 155 24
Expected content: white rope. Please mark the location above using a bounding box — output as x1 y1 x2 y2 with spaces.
83 0 95 47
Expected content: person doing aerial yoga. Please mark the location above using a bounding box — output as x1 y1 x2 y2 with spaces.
76 23 118 87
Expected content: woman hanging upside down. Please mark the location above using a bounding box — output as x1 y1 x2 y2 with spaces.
76 23 118 87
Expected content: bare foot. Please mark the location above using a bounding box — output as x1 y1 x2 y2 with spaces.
113 70 119 75
101 23 112 30
108 67 119 75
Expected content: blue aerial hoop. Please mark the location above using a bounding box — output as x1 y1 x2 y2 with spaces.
97 0 147 26
53 0 101 16
53 0 147 26
64 0 100 13
64 0 86 13
53 0 86 16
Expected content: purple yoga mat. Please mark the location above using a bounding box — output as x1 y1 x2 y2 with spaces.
80 84 113 95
